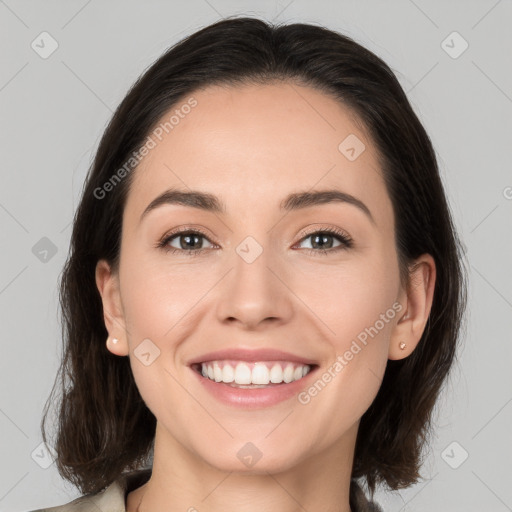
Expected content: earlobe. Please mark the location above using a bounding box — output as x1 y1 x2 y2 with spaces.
95 259 130 357
105 335 129 357
389 254 436 360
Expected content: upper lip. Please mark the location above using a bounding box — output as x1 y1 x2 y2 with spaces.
187 348 318 366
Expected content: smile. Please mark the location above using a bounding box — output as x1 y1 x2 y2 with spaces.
190 360 319 408
194 360 313 387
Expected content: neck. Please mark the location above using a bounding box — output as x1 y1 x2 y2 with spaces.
129 421 357 512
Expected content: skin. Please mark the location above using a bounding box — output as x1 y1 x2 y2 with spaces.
95 82 436 512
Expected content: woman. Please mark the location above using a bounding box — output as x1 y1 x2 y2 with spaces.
33 15 466 512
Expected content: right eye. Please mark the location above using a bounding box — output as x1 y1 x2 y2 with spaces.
157 228 216 256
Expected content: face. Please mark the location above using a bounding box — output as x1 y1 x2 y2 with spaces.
98 82 410 475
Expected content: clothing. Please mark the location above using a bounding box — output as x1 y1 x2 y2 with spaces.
28 468 383 512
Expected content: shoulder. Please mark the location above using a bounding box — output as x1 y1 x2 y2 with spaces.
24 478 124 511
24 471 144 512
25 468 152 512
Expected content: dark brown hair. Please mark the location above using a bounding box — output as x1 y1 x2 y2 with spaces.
41 15 467 500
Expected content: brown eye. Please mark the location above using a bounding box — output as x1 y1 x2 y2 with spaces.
158 229 215 256
296 228 353 255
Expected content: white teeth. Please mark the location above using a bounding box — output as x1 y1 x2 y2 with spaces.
234 363 252 384
199 361 312 386
251 363 270 385
222 363 235 383
213 362 223 382
283 364 294 383
269 363 283 383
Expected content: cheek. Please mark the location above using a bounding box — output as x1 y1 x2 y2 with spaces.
291 246 400 343
298 292 397 441
119 247 210 336
333 271 399 351
119 256 203 417
292 250 399 416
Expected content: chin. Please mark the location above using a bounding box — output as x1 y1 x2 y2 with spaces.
196 441 304 475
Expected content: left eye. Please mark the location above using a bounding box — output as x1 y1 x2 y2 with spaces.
296 231 351 251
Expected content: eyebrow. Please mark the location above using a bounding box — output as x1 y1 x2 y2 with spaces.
139 187 375 224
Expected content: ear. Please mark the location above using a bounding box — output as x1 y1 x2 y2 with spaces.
389 254 436 360
95 259 130 357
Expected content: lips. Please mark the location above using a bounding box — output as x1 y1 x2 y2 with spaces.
186 347 320 408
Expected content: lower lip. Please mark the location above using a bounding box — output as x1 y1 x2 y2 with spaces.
190 365 318 409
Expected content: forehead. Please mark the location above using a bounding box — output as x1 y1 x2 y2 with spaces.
124 82 391 227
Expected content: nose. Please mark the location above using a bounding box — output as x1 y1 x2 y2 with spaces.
215 241 294 331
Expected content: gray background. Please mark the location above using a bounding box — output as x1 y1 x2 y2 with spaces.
1 1 511 511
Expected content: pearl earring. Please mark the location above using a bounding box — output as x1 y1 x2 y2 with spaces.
399 342 406 350
112 338 119 344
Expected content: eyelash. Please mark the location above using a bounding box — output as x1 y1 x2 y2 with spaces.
156 226 354 257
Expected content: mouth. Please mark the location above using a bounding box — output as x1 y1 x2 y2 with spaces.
191 360 318 388
186 348 320 408
189 358 320 409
